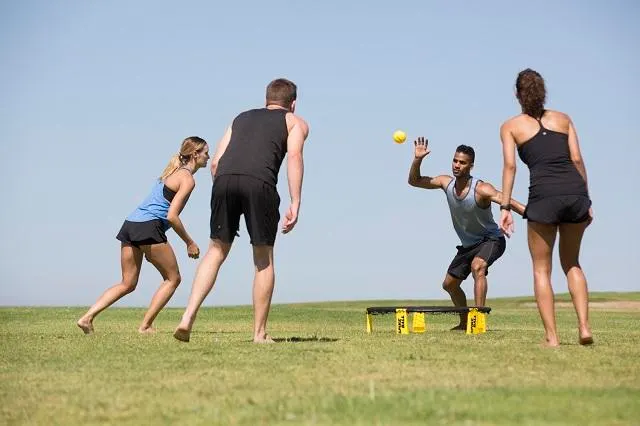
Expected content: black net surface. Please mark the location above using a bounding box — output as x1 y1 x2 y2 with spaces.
366 306 491 315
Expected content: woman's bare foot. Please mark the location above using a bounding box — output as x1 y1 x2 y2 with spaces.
77 317 94 335
253 334 275 344
173 326 191 342
579 327 594 345
138 326 157 334
541 335 560 348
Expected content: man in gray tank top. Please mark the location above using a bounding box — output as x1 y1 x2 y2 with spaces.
408 137 526 329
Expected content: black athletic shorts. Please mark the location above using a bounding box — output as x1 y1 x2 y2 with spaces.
116 219 168 247
524 195 591 225
447 236 506 280
210 174 280 246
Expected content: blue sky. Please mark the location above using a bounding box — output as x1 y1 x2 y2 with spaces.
1 1 638 307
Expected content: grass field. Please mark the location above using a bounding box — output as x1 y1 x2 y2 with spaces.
2 292 640 425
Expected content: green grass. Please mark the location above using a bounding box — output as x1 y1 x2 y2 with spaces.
1 292 640 425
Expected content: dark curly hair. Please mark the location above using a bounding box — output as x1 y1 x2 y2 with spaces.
516 68 546 119
456 144 475 163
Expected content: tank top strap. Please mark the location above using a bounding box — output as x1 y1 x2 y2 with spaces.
530 110 547 131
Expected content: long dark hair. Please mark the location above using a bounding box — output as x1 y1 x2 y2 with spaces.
516 68 546 119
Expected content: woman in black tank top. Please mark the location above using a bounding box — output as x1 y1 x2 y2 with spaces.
498 69 593 347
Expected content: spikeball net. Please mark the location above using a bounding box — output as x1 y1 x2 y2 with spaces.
365 306 492 335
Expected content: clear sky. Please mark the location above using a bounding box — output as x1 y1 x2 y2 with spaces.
1 1 638 307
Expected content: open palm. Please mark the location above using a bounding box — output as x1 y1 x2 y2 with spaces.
414 137 431 159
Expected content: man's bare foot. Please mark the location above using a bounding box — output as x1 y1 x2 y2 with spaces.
253 334 275 344
541 337 560 348
77 318 94 335
173 326 191 342
450 324 466 331
138 326 157 334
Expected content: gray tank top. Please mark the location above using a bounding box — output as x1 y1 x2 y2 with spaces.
445 177 503 247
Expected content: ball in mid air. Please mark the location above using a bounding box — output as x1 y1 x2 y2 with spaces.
392 130 407 144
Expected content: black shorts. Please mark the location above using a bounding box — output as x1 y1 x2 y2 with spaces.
210 174 280 246
116 219 168 247
524 195 591 225
447 237 506 280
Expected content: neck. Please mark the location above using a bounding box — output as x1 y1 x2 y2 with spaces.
455 175 471 188
181 163 195 175
266 104 289 111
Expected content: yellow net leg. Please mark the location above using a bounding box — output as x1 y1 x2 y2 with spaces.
466 309 487 334
366 313 373 333
412 312 426 333
395 308 409 334
466 308 478 334
477 312 487 333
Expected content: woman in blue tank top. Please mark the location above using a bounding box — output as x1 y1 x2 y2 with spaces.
498 69 593 347
77 137 210 334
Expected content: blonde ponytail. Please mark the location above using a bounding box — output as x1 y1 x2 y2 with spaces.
159 136 208 180
159 153 182 180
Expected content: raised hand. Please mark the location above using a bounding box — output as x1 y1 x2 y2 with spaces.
414 137 431 159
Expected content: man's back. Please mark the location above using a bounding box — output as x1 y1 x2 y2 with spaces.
216 108 289 187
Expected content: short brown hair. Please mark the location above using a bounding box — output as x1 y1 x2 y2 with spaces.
516 69 546 119
266 78 297 107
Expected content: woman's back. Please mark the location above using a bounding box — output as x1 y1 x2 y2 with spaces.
510 110 588 202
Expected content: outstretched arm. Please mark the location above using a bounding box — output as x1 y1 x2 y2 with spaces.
407 137 450 190
476 181 526 217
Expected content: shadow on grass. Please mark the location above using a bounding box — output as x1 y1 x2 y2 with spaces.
274 336 339 343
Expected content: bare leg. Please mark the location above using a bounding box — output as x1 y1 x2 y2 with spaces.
528 222 559 347
174 239 231 342
470 257 489 306
559 221 593 345
252 245 275 343
442 273 466 330
138 242 181 333
77 243 143 334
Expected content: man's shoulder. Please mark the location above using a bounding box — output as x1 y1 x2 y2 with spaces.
474 179 497 196
286 113 310 134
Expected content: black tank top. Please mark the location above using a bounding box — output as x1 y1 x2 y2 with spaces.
517 114 589 202
216 108 289 187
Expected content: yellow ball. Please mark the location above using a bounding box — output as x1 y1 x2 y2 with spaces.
393 130 407 144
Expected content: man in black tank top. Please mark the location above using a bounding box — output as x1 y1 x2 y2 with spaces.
174 78 311 344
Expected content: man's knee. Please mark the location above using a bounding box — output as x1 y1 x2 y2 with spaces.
560 257 580 275
471 259 487 278
442 275 461 292
207 239 232 262
252 245 274 271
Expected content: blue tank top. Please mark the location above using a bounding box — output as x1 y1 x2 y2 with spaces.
126 180 177 231
445 177 503 248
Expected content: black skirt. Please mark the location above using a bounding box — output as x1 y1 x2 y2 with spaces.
116 219 168 247
524 195 591 224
